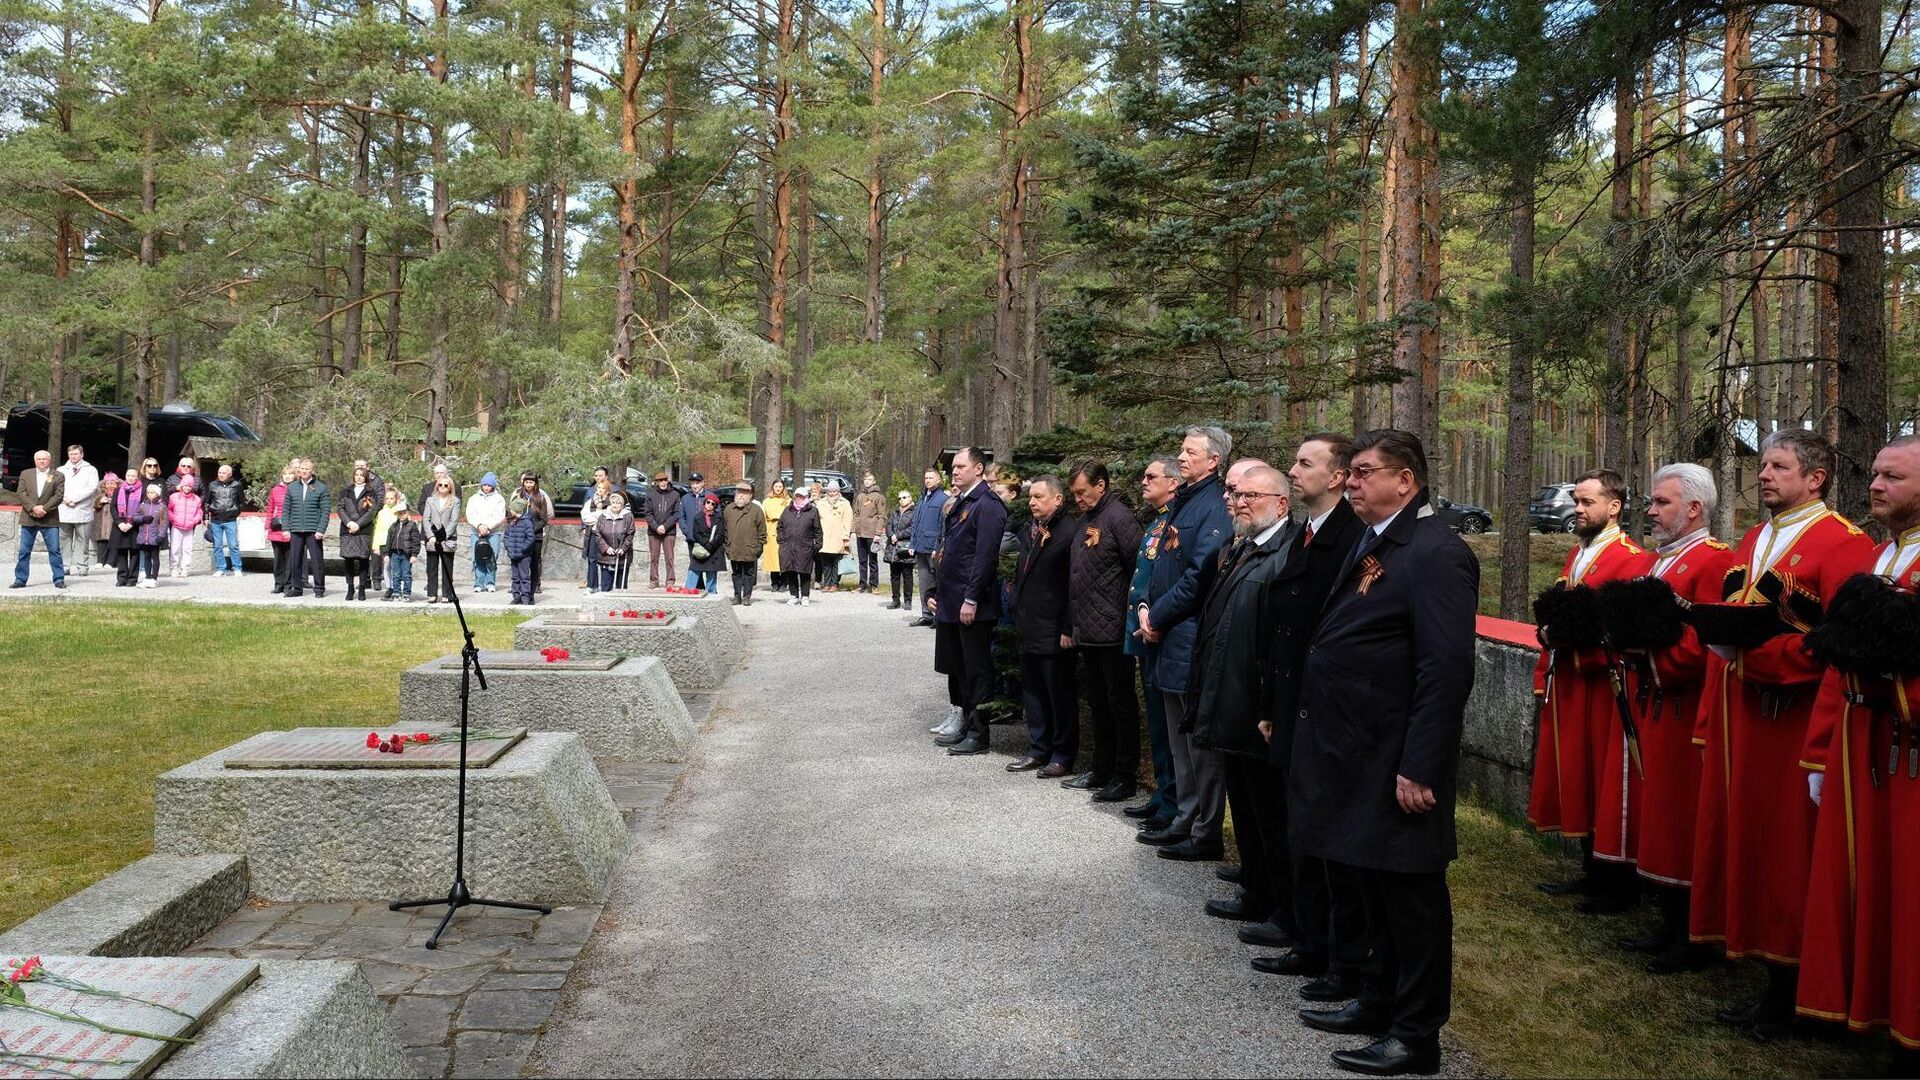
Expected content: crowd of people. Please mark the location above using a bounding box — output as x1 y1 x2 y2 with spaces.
923 430 1478 1076
1525 429 1920 1073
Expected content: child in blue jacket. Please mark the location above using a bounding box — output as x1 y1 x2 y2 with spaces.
503 509 538 605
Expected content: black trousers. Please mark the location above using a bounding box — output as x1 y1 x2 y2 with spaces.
788 570 813 598
1080 646 1139 784
529 531 545 592
857 538 880 588
935 619 996 738
271 540 289 590
287 533 325 593
1018 653 1079 766
425 550 456 599
730 560 757 600
1224 755 1293 930
1334 861 1452 1044
1296 855 1367 978
889 561 915 604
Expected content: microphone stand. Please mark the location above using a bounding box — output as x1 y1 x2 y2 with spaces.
391 526 552 948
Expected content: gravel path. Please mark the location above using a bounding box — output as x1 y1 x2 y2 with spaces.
527 594 1402 1079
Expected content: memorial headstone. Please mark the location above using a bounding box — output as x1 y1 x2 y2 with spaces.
222 727 524 770
0 955 257 1079
512 615 723 690
400 653 695 760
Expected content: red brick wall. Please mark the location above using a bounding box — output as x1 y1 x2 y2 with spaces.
688 445 790 484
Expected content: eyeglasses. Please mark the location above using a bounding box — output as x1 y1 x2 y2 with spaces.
1228 491 1283 503
1350 464 1408 480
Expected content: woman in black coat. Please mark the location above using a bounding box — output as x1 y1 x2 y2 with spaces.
337 466 379 601
776 489 824 605
686 491 727 594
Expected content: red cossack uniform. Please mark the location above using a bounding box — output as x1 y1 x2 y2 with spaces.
1602 534 1735 881
1528 527 1650 841
1690 503 1874 962
1797 531 1920 1045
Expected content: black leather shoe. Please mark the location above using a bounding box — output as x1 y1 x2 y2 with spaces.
1239 921 1298 949
1060 771 1106 790
52 580 66 589
934 731 969 747
1250 948 1322 975
1716 998 1764 1026
1298 1001 1391 1036
1577 892 1637 916
1091 781 1137 802
1136 816 1174 834
1123 803 1162 819
1329 1036 1440 1076
946 737 989 755
1135 828 1188 847
1157 838 1225 862
1617 930 1671 954
1646 944 1715 976
1301 973 1364 1003
1537 877 1596 897
1006 756 1046 773
1204 896 1263 922
1036 763 1069 779
8 582 23 589
1216 864 1244 884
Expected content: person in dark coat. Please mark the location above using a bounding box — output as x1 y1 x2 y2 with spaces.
1189 464 1297 913
592 491 637 591
777 487 824 604
1065 459 1145 794
884 492 917 610
1290 429 1477 1077
907 468 949 625
723 481 768 604
687 491 727 591
643 470 681 587
1006 476 1079 775
1135 427 1234 858
932 447 1010 756
1244 433 1370 988
337 466 378 601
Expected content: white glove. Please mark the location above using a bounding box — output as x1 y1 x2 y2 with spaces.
1808 772 1824 806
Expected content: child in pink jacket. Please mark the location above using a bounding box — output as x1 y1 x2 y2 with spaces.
166 475 205 578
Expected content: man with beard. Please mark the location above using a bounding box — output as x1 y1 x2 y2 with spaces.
1529 470 1650 911
1605 464 1735 973
1796 435 1920 1071
1690 429 1873 1039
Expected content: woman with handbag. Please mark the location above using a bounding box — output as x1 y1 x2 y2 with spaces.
885 490 917 610
265 464 294 594
686 491 727 593
421 477 463 603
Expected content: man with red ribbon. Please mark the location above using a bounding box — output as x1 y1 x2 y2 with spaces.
1796 434 1920 1072
1529 469 1650 909
1689 429 1874 1039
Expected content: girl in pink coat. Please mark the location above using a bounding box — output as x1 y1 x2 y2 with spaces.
166 475 205 578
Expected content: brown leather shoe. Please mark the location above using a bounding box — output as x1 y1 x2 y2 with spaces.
1036 762 1069 779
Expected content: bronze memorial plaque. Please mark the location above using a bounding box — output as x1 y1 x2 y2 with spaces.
222 727 526 770
0 954 258 1078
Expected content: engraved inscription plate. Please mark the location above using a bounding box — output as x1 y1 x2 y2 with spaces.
222 727 525 770
550 611 676 627
0 955 258 1079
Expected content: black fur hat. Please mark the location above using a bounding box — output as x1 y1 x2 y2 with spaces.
1686 602 1789 649
1596 577 1687 651
1534 582 1605 650
1805 573 1920 677
1751 569 1827 634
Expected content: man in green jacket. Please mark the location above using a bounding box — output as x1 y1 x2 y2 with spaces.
283 457 331 597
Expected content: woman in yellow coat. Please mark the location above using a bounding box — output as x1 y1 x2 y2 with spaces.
760 479 790 588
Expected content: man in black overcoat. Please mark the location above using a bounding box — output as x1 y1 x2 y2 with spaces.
932 447 1010 756
1245 434 1369 997
1290 429 1477 1077
1006 475 1079 773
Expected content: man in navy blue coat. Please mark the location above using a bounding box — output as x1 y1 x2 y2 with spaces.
907 468 950 626
1134 426 1235 860
931 447 1009 756
1290 429 1477 1077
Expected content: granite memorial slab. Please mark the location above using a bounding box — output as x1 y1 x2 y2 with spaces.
155 732 625 903
0 955 257 1079
400 653 695 761
577 592 746 663
512 614 723 690
222 728 525 770
435 651 622 672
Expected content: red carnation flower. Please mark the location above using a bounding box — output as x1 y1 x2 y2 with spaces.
414 733 433 743
366 732 381 748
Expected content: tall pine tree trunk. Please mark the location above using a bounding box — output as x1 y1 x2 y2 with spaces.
426 0 452 449
1831 0 1887 521
1500 165 1537 620
1387 0 1438 447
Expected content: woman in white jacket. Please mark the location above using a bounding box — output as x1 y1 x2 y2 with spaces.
579 467 615 592
465 472 507 592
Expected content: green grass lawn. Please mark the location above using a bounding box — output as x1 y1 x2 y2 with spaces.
1465 532 1579 617
0 601 526 932
3 600 1893 1076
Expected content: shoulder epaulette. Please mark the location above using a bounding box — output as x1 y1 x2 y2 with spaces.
1705 539 1731 550
1830 513 1865 536
1621 539 1646 555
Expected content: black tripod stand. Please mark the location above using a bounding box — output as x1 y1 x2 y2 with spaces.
391 528 551 949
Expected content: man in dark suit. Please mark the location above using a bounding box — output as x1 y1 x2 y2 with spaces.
1291 429 1477 1077
932 447 1010 756
1247 434 1368 996
1007 475 1079 774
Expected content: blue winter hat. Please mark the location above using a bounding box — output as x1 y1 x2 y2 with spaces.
480 472 498 488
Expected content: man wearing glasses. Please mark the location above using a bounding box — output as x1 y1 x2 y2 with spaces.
1290 429 1476 1076
1124 457 1185 830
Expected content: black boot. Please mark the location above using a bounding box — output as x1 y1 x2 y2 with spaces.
1540 837 1600 896
1578 862 1641 915
1889 1046 1920 1079
1747 964 1802 1042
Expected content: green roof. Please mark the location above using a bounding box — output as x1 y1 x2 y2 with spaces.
709 427 792 446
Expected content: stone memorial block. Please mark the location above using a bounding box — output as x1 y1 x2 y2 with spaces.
512 614 723 690
578 591 746 664
153 960 412 1079
400 653 695 761
155 732 625 903
0 955 257 1079
222 727 525 770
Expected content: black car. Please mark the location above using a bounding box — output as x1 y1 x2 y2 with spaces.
1530 483 1578 533
1432 495 1494 535
3 402 262 481
710 469 857 505
550 477 686 520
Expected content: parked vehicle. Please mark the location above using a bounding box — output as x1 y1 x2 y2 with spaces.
550 474 686 519
2 402 262 482
1432 495 1493 535
710 469 856 505
1529 481 1648 533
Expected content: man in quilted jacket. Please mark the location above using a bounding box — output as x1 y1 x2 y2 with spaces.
1065 458 1145 795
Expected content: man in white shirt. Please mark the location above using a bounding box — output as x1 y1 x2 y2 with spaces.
56 444 99 577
